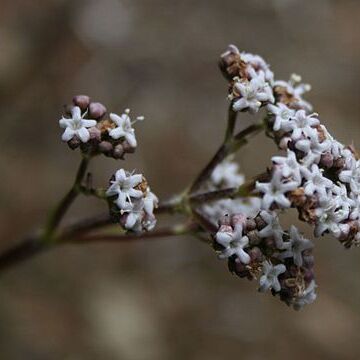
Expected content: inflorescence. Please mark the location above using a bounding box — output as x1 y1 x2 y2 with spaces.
209 44 360 309
53 46 360 310
59 96 158 234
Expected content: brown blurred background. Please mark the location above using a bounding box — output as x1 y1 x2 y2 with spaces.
1 0 360 359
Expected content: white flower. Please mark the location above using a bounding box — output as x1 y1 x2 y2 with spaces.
300 164 333 200
241 51 274 84
143 191 158 232
215 225 233 247
267 103 295 132
290 110 319 141
314 198 348 237
217 226 251 264
232 72 274 113
295 131 331 167
256 170 298 210
272 150 301 183
339 160 360 191
108 109 144 148
258 211 286 249
332 184 354 216
274 74 313 112
143 189 159 216
278 226 313 267
293 280 317 310
106 169 143 209
211 159 245 188
321 125 344 160
123 199 145 231
258 261 286 292
59 106 97 143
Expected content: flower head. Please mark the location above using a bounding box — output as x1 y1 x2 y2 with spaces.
256 170 298 210
232 72 274 113
211 159 245 188
272 150 301 184
258 261 286 292
106 169 143 209
301 164 333 200
216 225 251 264
290 110 319 141
267 103 295 132
108 109 144 148
257 211 286 249
59 106 97 143
278 226 313 267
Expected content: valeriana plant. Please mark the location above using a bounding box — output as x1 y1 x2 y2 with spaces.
1 45 359 310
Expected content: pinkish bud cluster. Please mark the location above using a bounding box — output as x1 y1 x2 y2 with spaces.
215 212 316 310
59 95 144 159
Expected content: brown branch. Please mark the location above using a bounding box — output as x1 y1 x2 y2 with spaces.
189 172 268 205
0 196 188 274
68 222 200 244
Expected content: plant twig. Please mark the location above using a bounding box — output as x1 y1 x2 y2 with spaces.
0 195 188 274
224 106 238 142
189 172 268 205
43 156 90 241
69 222 200 244
190 122 264 193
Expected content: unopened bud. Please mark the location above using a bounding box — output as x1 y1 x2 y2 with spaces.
88 126 101 142
122 140 136 153
113 144 124 159
89 102 107 119
99 141 113 154
73 95 90 110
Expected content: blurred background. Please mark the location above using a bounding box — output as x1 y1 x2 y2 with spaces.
1 0 360 358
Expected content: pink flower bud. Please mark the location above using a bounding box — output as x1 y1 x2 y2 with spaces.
73 95 90 110
89 102 107 119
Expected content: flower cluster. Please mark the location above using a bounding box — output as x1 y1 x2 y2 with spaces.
219 45 274 113
215 212 316 310
106 169 158 232
219 44 360 248
59 95 144 159
214 45 360 308
200 157 261 225
260 80 360 247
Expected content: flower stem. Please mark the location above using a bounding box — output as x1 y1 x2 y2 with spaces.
189 122 264 194
188 171 268 205
42 156 90 242
224 106 238 142
67 222 200 244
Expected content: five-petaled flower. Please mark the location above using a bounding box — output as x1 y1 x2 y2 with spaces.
256 170 298 210
258 261 286 292
106 169 143 209
258 211 286 249
267 103 295 132
108 109 144 148
59 106 97 143
278 226 313 267
216 226 251 264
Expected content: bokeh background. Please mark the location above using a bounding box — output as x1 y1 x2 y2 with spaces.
1 0 360 359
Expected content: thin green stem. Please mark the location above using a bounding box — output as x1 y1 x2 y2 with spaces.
224 106 238 142
42 156 90 242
